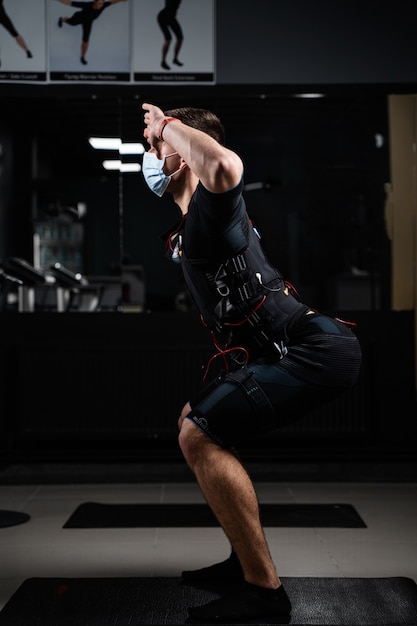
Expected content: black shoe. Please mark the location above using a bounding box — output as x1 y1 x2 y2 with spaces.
187 582 291 622
26 50 33 59
58 17 63 28
173 58 183 66
80 56 87 65
182 551 244 584
161 61 170 70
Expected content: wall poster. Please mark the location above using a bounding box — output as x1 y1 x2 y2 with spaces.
0 0 47 82
0 0 215 85
132 0 215 84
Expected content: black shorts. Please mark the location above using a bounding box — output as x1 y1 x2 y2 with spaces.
186 312 362 448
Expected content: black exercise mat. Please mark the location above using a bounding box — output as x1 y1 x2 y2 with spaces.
1 576 416 625
63 502 366 528
0 510 30 528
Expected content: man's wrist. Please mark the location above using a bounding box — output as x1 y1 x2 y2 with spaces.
157 117 181 141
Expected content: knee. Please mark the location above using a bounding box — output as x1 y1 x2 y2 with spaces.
178 401 191 431
178 416 203 468
178 402 197 462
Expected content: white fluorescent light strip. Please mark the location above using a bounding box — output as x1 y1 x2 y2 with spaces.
102 160 121 170
294 93 325 99
89 137 145 154
120 163 141 172
119 142 145 155
102 160 141 172
89 137 121 150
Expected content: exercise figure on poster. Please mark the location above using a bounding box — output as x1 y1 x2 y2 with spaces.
0 0 33 66
157 0 183 70
56 0 127 66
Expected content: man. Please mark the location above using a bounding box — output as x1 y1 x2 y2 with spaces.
141 102 362 622
56 0 127 65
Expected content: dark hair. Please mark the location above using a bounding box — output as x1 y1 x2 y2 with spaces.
164 107 226 146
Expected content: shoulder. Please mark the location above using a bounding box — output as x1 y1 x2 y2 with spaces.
189 178 245 224
195 177 244 204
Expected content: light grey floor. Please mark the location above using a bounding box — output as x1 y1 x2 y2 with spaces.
1 480 417 612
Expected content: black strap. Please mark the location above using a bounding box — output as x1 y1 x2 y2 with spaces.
227 368 276 418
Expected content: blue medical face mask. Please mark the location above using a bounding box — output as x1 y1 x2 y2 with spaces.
142 151 181 197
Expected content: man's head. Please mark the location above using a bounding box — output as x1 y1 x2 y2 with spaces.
164 107 226 146
141 105 226 198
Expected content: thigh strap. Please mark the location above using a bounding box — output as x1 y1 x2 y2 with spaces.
227 368 276 418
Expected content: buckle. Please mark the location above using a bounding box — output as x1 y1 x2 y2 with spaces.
273 340 288 359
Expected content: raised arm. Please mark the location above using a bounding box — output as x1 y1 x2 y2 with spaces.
142 102 243 194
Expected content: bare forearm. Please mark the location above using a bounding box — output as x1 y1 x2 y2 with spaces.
163 121 242 193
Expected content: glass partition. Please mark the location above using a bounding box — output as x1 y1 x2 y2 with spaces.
0 90 391 313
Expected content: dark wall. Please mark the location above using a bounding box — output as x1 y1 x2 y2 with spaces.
0 310 414 463
216 0 417 85
0 127 12 260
